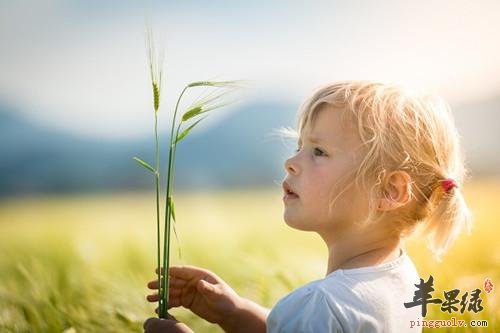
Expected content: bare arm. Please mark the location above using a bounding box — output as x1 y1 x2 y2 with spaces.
147 265 270 333
219 297 270 333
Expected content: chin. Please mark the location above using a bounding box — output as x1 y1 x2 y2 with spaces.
283 213 315 231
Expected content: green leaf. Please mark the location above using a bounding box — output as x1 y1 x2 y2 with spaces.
168 196 182 259
133 157 155 173
175 116 208 144
168 196 176 222
181 106 203 122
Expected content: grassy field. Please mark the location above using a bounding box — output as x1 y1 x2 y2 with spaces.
0 180 499 332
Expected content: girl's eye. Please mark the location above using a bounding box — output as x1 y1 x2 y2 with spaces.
313 148 327 156
294 146 327 156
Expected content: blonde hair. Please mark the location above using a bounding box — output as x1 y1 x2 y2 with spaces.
296 81 473 258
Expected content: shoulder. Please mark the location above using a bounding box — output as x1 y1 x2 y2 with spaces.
267 282 345 333
267 252 421 333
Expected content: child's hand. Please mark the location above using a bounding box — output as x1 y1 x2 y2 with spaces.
143 314 193 333
146 265 242 328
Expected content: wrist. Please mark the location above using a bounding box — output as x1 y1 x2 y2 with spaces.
219 297 269 333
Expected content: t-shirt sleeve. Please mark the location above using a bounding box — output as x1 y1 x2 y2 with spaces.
267 288 344 333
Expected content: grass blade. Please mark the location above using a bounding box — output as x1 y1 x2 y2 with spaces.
132 157 155 173
175 116 208 144
168 196 182 259
168 196 176 222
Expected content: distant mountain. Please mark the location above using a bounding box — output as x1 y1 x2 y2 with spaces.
1 93 499 197
175 102 297 188
0 102 298 196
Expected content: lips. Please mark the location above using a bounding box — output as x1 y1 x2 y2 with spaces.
282 180 299 200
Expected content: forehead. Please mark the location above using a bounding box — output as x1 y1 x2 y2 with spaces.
300 104 362 151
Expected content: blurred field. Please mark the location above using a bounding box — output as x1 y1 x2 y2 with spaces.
0 180 499 332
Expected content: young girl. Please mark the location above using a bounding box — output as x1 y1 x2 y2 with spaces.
143 81 472 333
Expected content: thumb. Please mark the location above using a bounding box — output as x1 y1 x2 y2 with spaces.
197 279 218 297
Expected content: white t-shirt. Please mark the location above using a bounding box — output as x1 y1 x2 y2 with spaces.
267 250 422 333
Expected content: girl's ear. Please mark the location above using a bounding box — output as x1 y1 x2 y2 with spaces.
377 170 412 211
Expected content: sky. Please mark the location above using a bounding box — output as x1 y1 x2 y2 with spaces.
1 0 500 140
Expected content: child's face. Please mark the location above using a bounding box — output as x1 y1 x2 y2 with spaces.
282 105 368 236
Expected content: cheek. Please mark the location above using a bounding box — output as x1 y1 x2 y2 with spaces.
327 181 370 221
302 178 334 216
310 170 355 216
305 170 338 201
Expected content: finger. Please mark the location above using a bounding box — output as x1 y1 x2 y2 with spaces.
148 293 182 309
168 298 185 308
167 292 183 309
169 288 182 296
155 267 165 275
156 265 215 281
143 317 179 331
143 318 181 332
197 279 220 299
167 298 181 309
147 283 183 303
165 277 187 288
169 265 205 278
143 317 156 330
169 265 218 283
147 280 160 289
148 288 181 302
148 277 186 290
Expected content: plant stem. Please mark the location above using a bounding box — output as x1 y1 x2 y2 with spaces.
154 113 163 318
160 85 189 317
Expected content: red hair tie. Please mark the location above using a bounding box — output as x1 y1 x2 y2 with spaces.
441 178 458 193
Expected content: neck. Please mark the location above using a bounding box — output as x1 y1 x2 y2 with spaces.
320 226 402 275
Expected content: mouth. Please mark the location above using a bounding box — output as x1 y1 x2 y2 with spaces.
282 180 299 201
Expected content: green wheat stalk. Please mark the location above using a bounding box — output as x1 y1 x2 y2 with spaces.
133 25 164 318
133 27 241 318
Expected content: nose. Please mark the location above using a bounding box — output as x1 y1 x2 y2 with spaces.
284 154 300 175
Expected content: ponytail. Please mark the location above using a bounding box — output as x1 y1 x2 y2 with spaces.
420 179 473 259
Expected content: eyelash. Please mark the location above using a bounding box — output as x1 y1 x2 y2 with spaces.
295 146 327 157
313 148 327 156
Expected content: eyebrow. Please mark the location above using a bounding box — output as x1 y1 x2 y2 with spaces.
298 136 325 144
297 136 333 150
307 136 323 144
